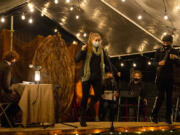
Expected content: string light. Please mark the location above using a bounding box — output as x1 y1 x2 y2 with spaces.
163 32 167 35
120 62 124 67
133 63 137 67
54 0 59 4
137 15 142 20
41 13 44 16
21 14 25 20
147 61 151 66
76 15 79 19
61 18 66 22
54 28 58 32
28 18 33 24
70 7 74 11
1 17 5 23
83 33 87 37
30 8 34 12
28 3 34 12
164 15 168 20
66 0 70 3
28 3 34 9
122 0 126 2
76 33 80 37
72 41 78 45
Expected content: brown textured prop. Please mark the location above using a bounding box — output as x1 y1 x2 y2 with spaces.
0 29 44 81
32 33 75 121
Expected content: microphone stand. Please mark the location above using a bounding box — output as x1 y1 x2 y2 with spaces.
104 51 119 133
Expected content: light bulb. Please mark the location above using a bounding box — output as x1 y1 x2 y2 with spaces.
163 32 167 35
72 41 78 45
76 15 79 19
122 0 126 2
76 33 80 37
133 63 137 67
54 28 58 32
21 14 25 20
137 15 142 20
54 0 59 4
28 3 34 9
148 61 151 66
70 7 74 11
1 17 5 23
120 63 124 67
66 0 70 3
83 33 87 37
164 15 168 20
28 18 33 24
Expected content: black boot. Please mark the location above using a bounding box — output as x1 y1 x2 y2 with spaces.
80 116 87 127
80 109 87 127
150 114 158 124
166 115 172 124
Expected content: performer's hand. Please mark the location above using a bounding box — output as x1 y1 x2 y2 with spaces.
158 60 165 66
81 45 87 51
170 54 178 60
144 98 148 105
117 72 121 77
106 72 113 79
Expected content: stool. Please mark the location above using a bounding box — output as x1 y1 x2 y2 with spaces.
0 103 13 127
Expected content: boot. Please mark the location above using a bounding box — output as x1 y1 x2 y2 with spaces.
80 116 87 127
166 115 172 124
150 114 158 124
80 109 87 127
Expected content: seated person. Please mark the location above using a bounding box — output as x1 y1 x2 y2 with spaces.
99 72 121 121
127 70 148 121
0 51 20 127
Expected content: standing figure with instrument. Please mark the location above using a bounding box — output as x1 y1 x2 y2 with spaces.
151 34 180 124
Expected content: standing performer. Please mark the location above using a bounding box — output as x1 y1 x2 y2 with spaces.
75 32 118 127
151 34 180 124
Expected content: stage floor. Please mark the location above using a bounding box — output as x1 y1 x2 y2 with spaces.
0 122 180 135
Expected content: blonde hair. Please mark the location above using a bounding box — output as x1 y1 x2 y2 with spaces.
87 32 102 53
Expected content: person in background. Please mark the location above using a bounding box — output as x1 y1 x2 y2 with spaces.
151 34 180 124
128 70 148 121
75 32 119 127
0 51 20 127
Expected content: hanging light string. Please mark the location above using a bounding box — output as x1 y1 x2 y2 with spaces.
134 0 177 34
163 0 176 33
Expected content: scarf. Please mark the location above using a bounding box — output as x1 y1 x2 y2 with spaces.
81 46 105 82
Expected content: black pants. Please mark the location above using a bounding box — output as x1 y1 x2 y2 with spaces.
80 79 102 120
152 78 173 119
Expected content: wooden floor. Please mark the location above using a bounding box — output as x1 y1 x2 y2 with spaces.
0 122 180 135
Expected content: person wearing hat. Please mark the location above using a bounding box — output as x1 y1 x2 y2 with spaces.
151 34 180 124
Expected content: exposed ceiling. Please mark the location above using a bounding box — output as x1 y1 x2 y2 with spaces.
1 0 180 57
0 0 26 13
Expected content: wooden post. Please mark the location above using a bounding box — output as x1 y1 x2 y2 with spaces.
10 16 14 51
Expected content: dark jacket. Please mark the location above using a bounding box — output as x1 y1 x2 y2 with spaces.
154 45 180 80
75 48 118 81
128 81 145 99
0 61 12 94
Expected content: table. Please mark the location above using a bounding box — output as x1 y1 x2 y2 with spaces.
12 84 55 126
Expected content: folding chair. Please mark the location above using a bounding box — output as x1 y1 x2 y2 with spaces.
116 90 141 122
0 103 13 127
174 97 179 122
